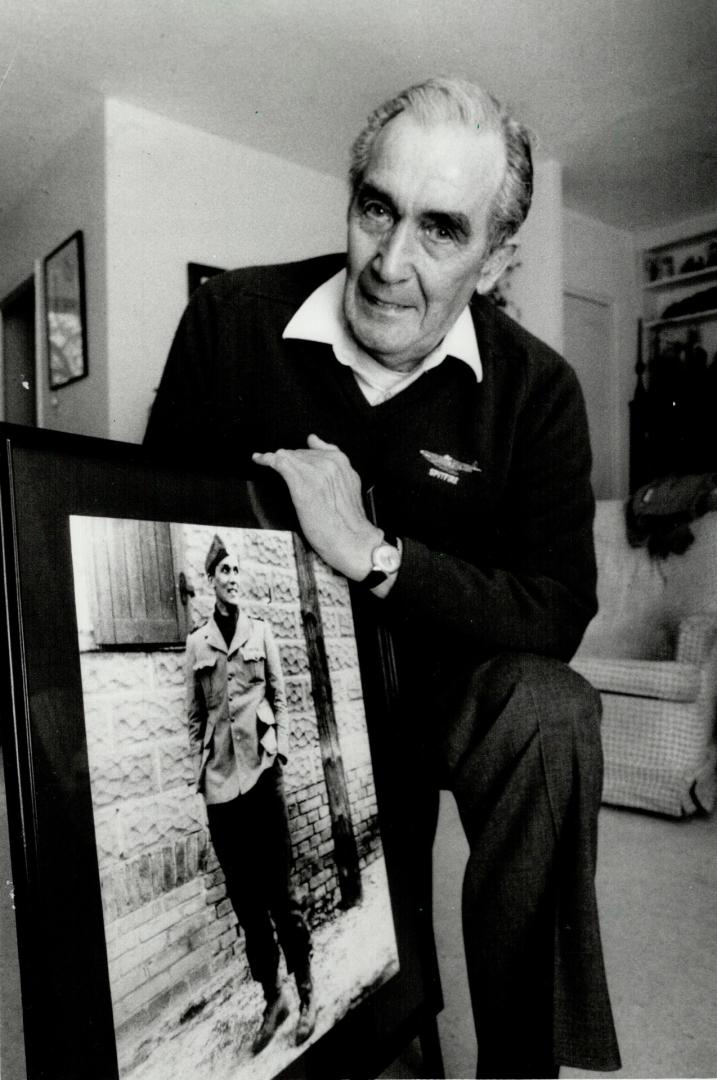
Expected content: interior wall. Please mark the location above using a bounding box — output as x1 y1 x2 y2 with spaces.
563 208 639 498
509 159 564 353
105 108 568 444
104 100 350 444
1 98 572 447
636 208 717 251
0 109 108 437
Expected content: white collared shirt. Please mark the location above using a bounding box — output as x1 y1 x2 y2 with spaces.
283 269 482 405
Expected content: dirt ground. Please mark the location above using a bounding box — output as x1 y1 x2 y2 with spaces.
120 857 400 1080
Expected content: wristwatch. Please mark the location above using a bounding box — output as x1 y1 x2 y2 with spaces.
360 532 401 589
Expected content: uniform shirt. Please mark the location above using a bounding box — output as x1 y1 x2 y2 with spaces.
186 610 288 803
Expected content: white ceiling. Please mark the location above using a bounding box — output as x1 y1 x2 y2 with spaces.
0 0 716 230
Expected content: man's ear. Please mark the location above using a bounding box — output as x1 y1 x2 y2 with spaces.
474 243 517 296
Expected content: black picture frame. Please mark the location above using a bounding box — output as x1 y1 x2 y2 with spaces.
43 231 89 390
0 422 442 1080
187 262 225 297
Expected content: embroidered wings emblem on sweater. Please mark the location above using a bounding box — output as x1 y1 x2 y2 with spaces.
420 450 482 486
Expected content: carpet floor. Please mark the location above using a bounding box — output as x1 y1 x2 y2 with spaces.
431 792 717 1080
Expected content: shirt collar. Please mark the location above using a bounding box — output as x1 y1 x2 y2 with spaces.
282 268 482 382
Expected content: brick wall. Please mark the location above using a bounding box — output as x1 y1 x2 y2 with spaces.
76 521 382 1043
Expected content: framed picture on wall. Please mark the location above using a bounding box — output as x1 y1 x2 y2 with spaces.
43 230 89 390
0 422 442 1080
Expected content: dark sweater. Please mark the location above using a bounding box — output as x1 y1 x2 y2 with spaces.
145 253 596 668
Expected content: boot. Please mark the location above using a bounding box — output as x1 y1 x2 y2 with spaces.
294 971 317 1046
252 983 290 1055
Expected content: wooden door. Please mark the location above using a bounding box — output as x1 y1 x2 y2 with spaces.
89 518 186 646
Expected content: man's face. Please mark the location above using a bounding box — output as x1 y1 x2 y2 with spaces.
210 552 240 613
344 114 509 371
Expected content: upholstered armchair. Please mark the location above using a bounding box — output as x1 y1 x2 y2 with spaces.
571 500 717 817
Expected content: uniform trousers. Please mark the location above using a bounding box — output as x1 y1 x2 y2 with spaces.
401 651 621 1079
205 762 312 991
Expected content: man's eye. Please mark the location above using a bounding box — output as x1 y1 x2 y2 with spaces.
425 222 455 243
362 201 392 224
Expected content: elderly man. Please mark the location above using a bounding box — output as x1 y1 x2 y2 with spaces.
147 78 620 1078
186 535 315 1053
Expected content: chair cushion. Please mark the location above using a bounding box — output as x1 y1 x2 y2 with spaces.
571 657 702 702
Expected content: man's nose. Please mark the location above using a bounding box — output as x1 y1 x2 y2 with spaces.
372 222 413 283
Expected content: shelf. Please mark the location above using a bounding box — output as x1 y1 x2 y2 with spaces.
644 229 717 257
645 307 717 330
644 264 717 291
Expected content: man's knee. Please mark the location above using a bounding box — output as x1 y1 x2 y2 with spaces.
439 651 602 782
498 652 600 722
479 650 597 705
497 653 606 828
443 652 604 855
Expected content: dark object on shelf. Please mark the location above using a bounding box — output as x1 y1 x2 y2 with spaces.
691 342 708 369
645 255 661 281
635 232 717 491
661 284 717 320
629 319 650 491
630 319 717 492
626 473 717 557
680 254 705 274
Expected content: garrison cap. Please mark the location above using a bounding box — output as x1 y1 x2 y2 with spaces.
205 534 229 576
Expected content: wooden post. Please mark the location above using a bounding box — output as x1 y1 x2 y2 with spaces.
292 533 362 908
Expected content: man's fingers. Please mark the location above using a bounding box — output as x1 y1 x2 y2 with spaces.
253 440 346 473
252 447 319 469
252 447 361 510
307 433 338 450
251 440 376 580
252 450 276 468
252 448 305 481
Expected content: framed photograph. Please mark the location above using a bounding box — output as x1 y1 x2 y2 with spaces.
43 230 89 390
0 423 441 1080
187 262 225 297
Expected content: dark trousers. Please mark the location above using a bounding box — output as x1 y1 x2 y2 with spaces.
206 763 311 991
403 652 621 1078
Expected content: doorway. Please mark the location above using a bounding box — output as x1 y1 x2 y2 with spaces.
564 290 616 499
1 277 37 426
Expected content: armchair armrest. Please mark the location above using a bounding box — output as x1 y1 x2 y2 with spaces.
675 614 717 664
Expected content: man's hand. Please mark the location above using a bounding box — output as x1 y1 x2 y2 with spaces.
252 435 383 581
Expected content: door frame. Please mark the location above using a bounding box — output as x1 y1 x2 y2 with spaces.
563 286 620 499
0 261 45 427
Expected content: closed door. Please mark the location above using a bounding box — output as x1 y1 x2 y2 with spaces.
1 277 36 426
564 291 615 499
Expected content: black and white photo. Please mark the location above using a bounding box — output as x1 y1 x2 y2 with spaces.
69 514 399 1080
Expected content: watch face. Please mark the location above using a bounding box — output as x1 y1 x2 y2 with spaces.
373 542 401 574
